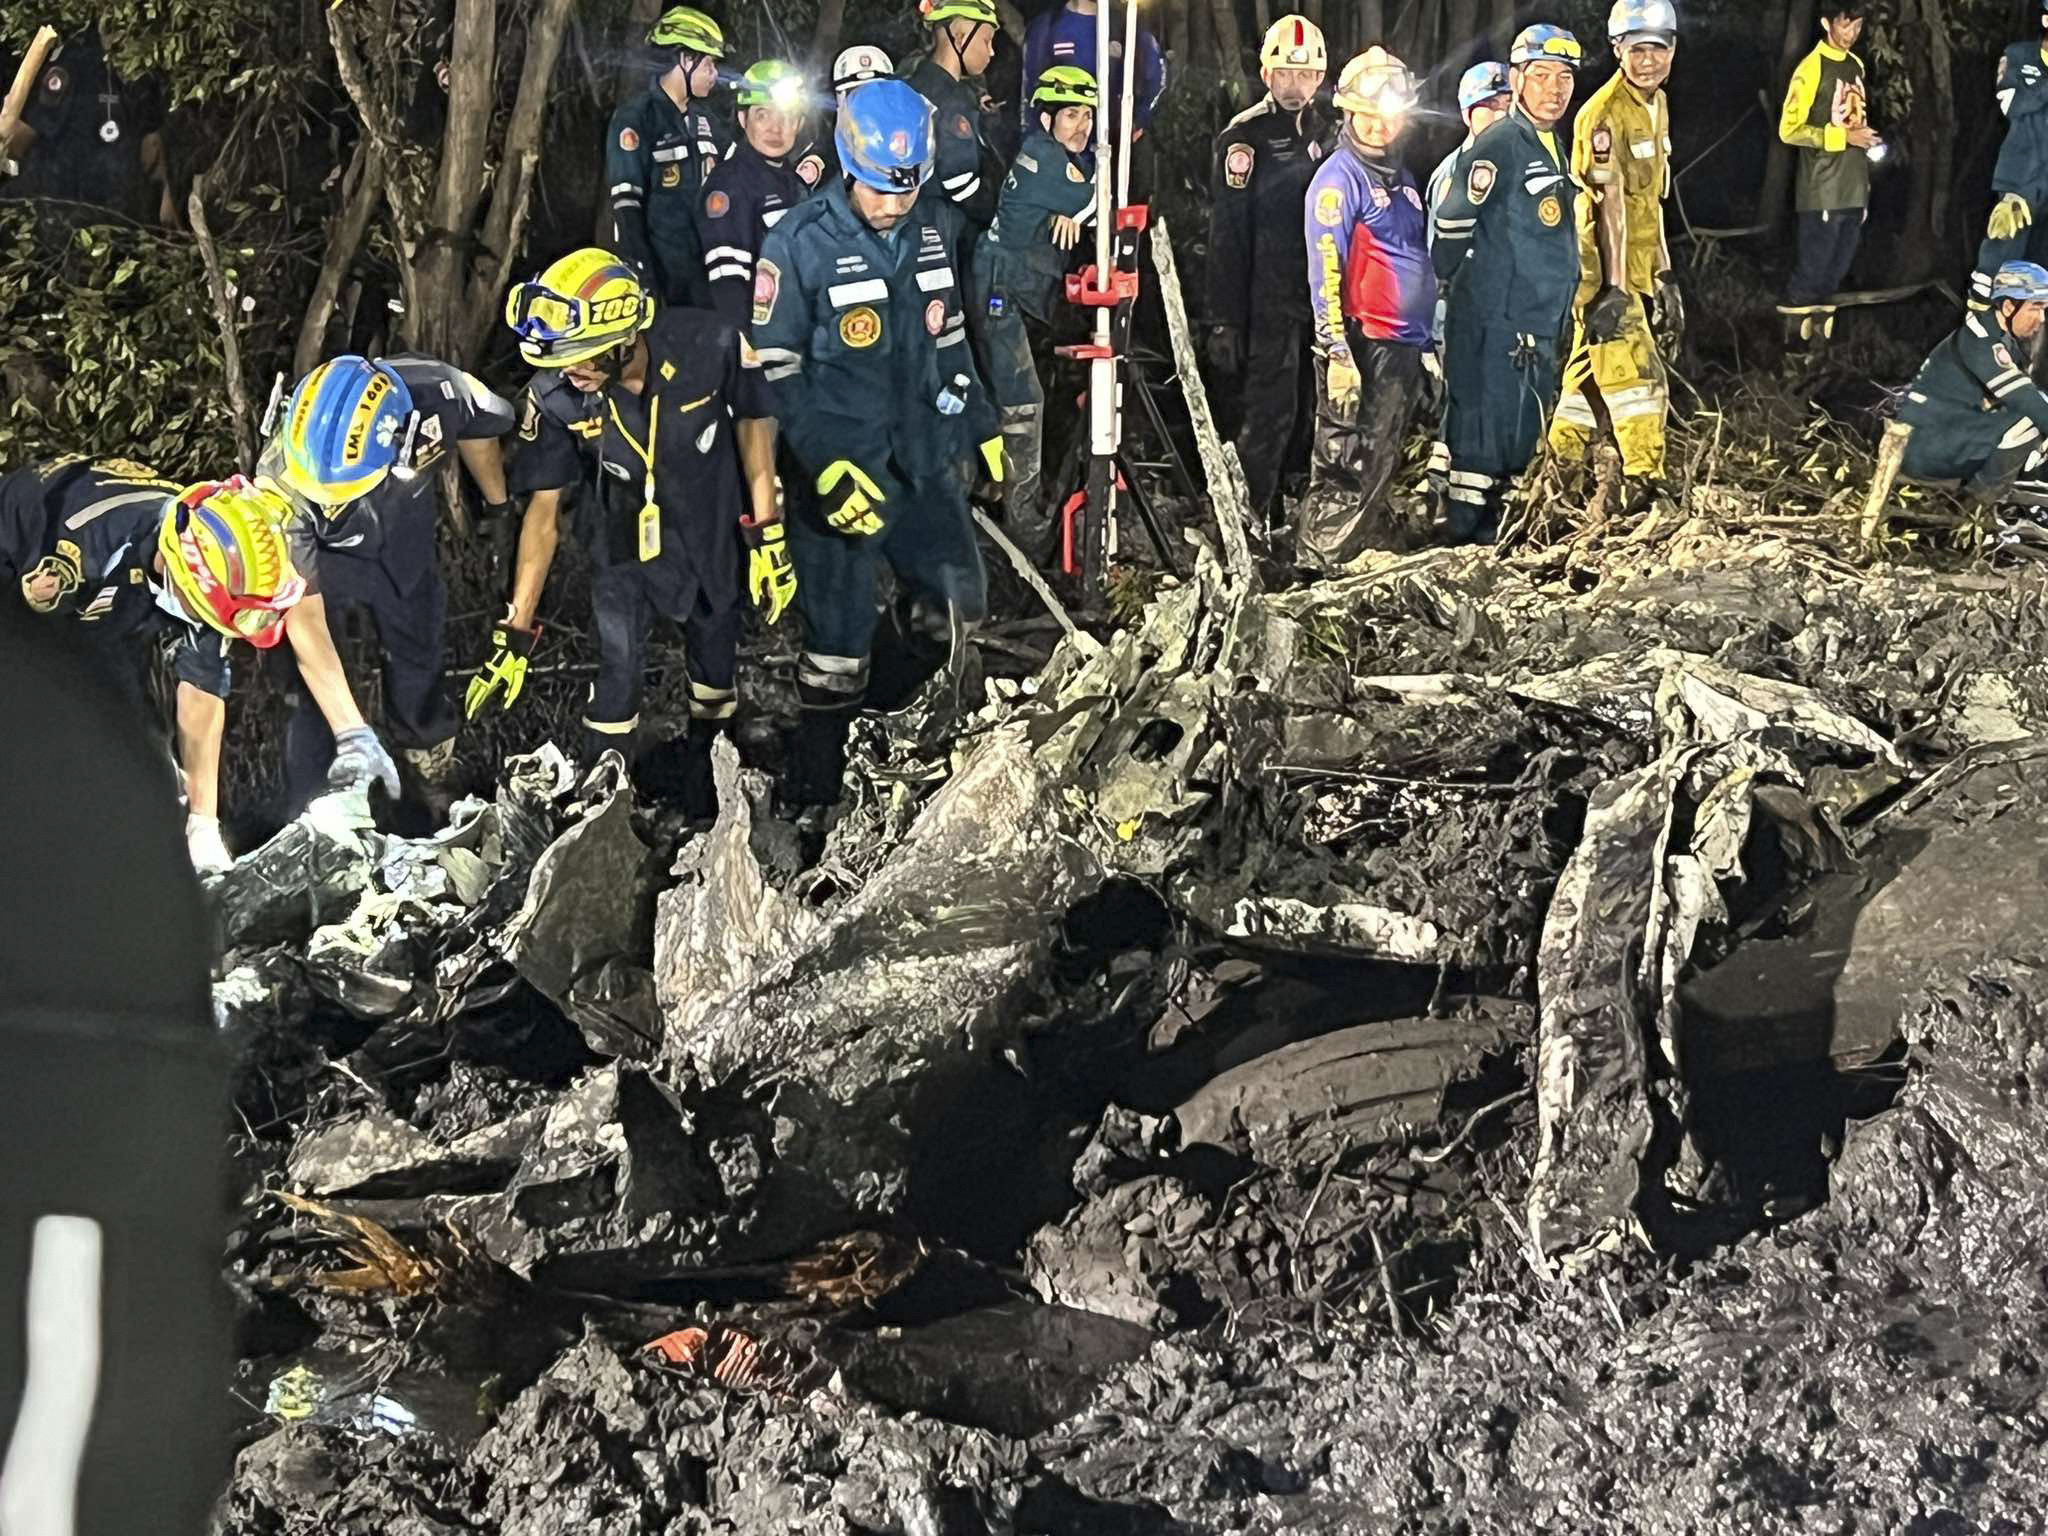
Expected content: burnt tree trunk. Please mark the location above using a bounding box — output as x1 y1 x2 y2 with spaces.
1207 0 1245 78
1890 0 1957 281
1758 0 1818 231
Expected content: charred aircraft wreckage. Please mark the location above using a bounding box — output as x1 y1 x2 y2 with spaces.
213 470 2048 1534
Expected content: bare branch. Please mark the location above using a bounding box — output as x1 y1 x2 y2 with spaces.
187 176 256 473
295 142 387 378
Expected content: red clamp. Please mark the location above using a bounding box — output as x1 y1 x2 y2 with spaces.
1065 265 1140 308
1054 342 1115 361
1117 203 1151 232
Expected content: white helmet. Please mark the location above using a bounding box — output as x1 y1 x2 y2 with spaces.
832 43 894 93
1259 15 1328 74
1608 0 1678 45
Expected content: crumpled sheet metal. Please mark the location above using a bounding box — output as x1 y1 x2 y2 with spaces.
502 766 659 1059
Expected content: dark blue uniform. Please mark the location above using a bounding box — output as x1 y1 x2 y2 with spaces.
969 126 1095 547
606 82 731 306
0 457 231 703
695 139 811 330
510 307 771 747
1432 111 1581 540
754 180 994 803
1973 43 2048 305
1898 312 2048 498
0 36 166 227
264 356 514 807
902 55 1003 252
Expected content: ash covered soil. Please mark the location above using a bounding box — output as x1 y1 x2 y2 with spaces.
214 522 2048 1535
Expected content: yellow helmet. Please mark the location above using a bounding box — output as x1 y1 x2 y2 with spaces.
1260 16 1328 73
504 249 657 368
156 478 306 649
1332 46 1417 116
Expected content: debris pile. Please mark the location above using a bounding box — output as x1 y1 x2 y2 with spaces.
216 527 2048 1533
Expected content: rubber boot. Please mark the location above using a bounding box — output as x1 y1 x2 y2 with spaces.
785 705 855 811
636 719 721 822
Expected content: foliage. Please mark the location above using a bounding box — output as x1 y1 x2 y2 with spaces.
0 207 243 475
0 0 312 111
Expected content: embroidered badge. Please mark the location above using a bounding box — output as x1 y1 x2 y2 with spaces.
925 298 946 335
661 164 681 188
752 260 780 326
1468 159 1496 203
1314 186 1344 227
797 155 823 186
43 68 65 94
954 113 973 139
619 126 639 152
705 190 729 217
1592 125 1612 163
1537 195 1562 227
1224 143 1254 190
839 305 882 348
1402 184 1422 209
1997 343 2017 370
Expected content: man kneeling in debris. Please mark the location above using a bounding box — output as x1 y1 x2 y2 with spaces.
481 249 785 819
1895 261 2048 506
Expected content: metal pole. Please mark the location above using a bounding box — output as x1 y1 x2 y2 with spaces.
1083 0 1118 584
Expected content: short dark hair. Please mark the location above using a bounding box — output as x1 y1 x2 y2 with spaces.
1819 4 1864 18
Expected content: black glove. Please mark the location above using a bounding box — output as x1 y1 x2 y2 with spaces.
1651 272 1685 351
1207 324 1245 376
1584 284 1635 346
1510 333 1546 370
478 499 518 586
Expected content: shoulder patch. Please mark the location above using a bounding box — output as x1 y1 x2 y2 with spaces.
1996 343 2017 371
1067 161 1086 182
796 154 824 187
1224 142 1254 190
1591 125 1612 163
619 125 640 153
705 190 730 218
1467 159 1496 203
42 67 66 95
519 390 541 442
1016 151 1039 174
752 259 780 326
1314 185 1344 227
953 113 973 139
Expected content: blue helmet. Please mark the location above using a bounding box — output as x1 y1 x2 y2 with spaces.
1456 61 1510 117
278 356 414 507
1509 24 1583 68
835 77 936 192
1991 261 2048 304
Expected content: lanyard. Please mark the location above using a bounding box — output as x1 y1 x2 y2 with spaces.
605 391 662 561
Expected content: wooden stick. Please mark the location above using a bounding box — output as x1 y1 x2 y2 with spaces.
1859 419 1913 550
0 27 60 163
972 506 1085 644
188 177 257 473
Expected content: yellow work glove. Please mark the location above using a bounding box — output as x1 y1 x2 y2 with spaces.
979 436 1006 483
465 610 540 719
817 459 886 536
1325 352 1362 411
1991 193 2034 242
747 520 798 623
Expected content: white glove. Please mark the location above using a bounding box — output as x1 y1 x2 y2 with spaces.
186 813 233 875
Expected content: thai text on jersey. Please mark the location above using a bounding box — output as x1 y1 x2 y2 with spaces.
1332 47 1416 116
280 356 415 508
1031 65 1098 110
1260 16 1328 73
505 249 656 368
833 45 894 91
738 59 808 113
157 477 306 647
835 78 937 191
1458 61 1511 116
648 6 726 55
1991 260 2048 303
1608 0 1677 45
1510 24 1583 67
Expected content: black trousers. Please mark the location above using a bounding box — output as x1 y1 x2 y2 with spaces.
1786 207 1865 308
1300 335 1428 569
1235 315 1316 515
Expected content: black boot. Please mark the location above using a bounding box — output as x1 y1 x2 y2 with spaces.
636 720 721 821
785 705 854 812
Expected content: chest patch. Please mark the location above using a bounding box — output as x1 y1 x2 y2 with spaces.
1224 143 1254 190
662 163 681 187
1537 195 1562 227
1314 186 1344 227
839 305 883 348
1467 159 1496 203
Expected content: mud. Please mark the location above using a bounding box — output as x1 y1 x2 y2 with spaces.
212 532 2048 1534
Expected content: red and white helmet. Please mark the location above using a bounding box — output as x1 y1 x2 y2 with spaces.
1259 15 1328 74
831 44 894 93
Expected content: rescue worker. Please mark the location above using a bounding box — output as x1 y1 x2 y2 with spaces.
260 354 517 814
903 0 1004 253
479 249 784 818
1299 47 1433 568
0 460 305 871
1971 1 2048 308
699 60 814 330
1206 15 1334 521
1021 0 1168 165
792 45 898 189
1776 3 1879 352
970 65 1098 553
0 26 174 228
1896 262 2048 503
607 6 732 307
1549 0 1681 506
753 79 1003 813
1432 24 1583 543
